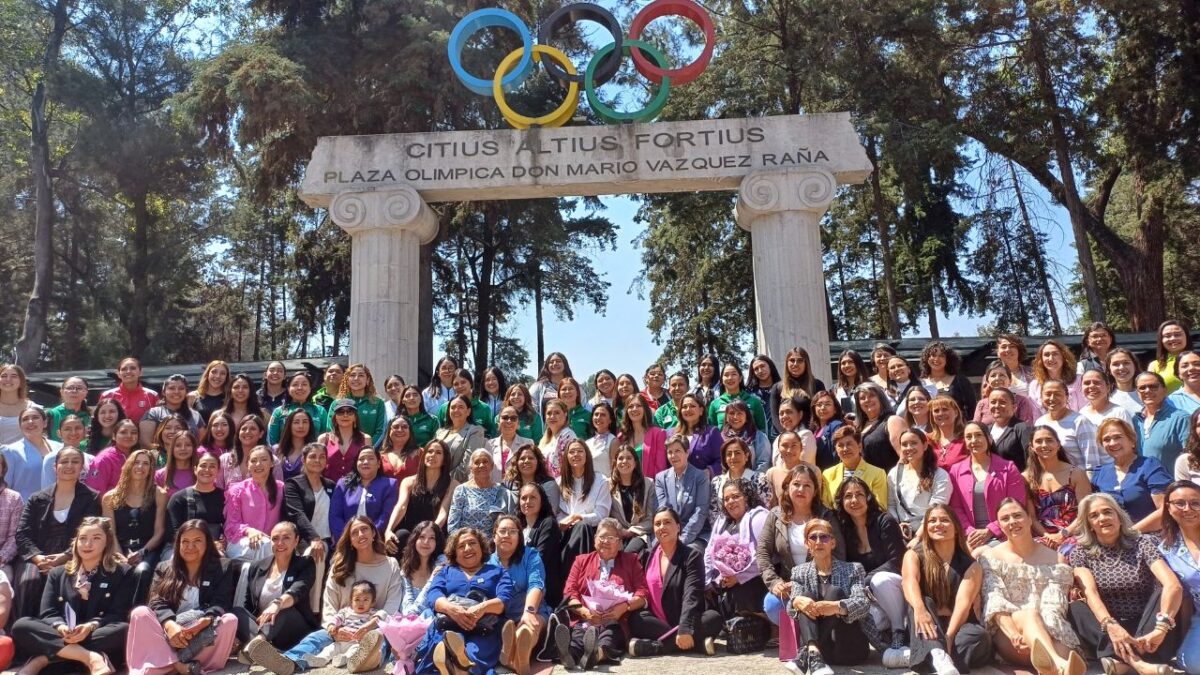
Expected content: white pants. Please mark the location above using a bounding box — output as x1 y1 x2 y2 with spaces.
867 571 906 634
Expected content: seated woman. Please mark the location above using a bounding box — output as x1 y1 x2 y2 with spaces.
627 507 722 656
978 498 1084 675
155 430 199 496
653 436 711 552
766 431 807 502
973 361 1038 426
785 518 877 675
709 437 771 524
500 443 556 500
928 395 968 469
11 516 129 675
284 443 335 567
704 478 769 623
834 476 908 666
617 394 666 479
821 426 887 508
771 394 817 467
239 522 318 658
101 448 167 605
1024 425 1091 549
555 518 650 670
165 453 225 555
126 519 238 675
0 453 20 631
1068 492 1185 675
1159 480 1200 674
720 399 770 472
14 447 100 620
673 393 724 478
901 505 993 675
398 520 445 617
448 449 513 533
491 515 549 675
887 427 952 543
516 482 562 609
948 422 1026 552
224 445 284 562
608 444 654 555
385 440 456 555
1093 418 1173 532
488 407 533 482
556 439 612 575
330 446 398 542
414 527 512 675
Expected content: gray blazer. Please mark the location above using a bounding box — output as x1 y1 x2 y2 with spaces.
654 465 711 545
610 476 656 543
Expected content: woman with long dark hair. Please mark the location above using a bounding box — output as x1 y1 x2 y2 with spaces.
529 352 573 416
319 398 368 483
84 398 124 457
516 481 562 608
436 368 498 438
330 446 398 542
491 514 550 675
480 367 508 419
140 374 205 448
618 394 666 478
1152 319 1192 393
609 444 654 554
920 341 977 420
224 445 285 561
399 384 439 448
810 390 845 470
379 415 421 480
218 415 272 489
720 398 770 472
222 373 266 429
424 356 459 414
284 442 335 566
436 395 487 483
673 393 724 477
504 384 543 447
691 355 722 410
385 440 456 554
1158 480 1200 674
399 520 445 616
833 350 869 416
770 347 826 433
267 372 329 446
887 428 952 543
274 407 317 480
557 439 612 576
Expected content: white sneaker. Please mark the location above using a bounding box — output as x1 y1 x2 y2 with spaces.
333 651 350 668
930 648 960 675
882 647 912 669
783 661 805 675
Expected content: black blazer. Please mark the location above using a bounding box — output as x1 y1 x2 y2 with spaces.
244 553 318 627
656 544 705 636
843 510 906 577
284 474 336 543
149 558 236 623
38 564 132 628
526 514 563 604
17 482 102 559
992 422 1032 473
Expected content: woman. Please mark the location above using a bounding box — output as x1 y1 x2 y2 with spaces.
928 394 967 469
3 406 63 499
904 386 934 432
480 367 507 419
84 399 124 458
1029 340 1087 414
720 399 770 472
977 499 1082 675
1036 378 1102 474
0 453 20 628
770 347 826 432
47 376 91 443
1068 493 1184 675
84 418 138 497
491 514 549 675
588 369 618 410
653 371 688 431
57 415 87 454
165 453 225 550
537 399 575 479
238 522 319 655
275 408 317 481
1152 319 1192 393
810 391 845 470
126 520 237 675
14 447 100 618
140 375 205 448
708 362 769 432
218 415 271 489
400 385 440 448
673 393 723 477
920 341 977 419
102 448 167 604
189 361 231 426
386 440 456 554
284 443 335 565
10 516 128 675
835 476 907 665
198 411 234 459
424 356 459 414
516 482 562 608
691 355 722 410
628 507 721 656
224 444 285 561
98 358 159 425
1159 480 1200 674
268 372 329 446
1135 371 1192 470
854 383 906 473
709 436 771 523
948 421 1026 552
380 415 422 481
223 373 266 429
0 365 40 449
1178 409 1200 483
1024 425 1092 549
773 394 817 466
832 350 869 415
654 436 711 550
758 463 844 626
995 334 1036 398
556 439 612 575
336 363 387 443
1093 418 1172 531
448 449 513 533
821 426 887 509
1080 367 1137 429
314 364 344 415
868 343 897 390
382 374 407 423
437 395 487 483
504 384 543 447
501 444 554 496
901 505 993 675
616 394 666 478
414 527 512 675
149 416 188 467
259 362 289 413
746 355 781 417
584 402 617 478
786 519 876 674
705 478 769 622
639 363 667 410
888 427 952 542
1107 348 1146 416
155 430 199 495
530 352 572 416
436 369 499 439
319 398 368 483
973 361 1038 426
609 444 655 554
1077 322 1117 373
330 446 399 541
557 377 592 441
487 406 531 482
399 520 445 616
1170 351 1200 415
556 518 650 669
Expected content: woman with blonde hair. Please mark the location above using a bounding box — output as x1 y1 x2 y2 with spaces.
928 395 967 469
102 448 167 604
335 363 387 442
1029 340 1086 414
538 398 576 478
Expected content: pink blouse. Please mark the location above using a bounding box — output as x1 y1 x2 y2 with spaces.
223 478 284 543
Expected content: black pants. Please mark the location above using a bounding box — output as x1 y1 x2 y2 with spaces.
907 597 993 671
1069 587 1188 664
13 562 52 622
793 586 868 666
11 617 128 664
559 522 595 584
627 609 723 650
623 536 648 556
233 606 316 651
129 548 164 607
566 621 623 661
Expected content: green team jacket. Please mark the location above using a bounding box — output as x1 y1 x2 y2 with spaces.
405 411 439 447
332 394 387 443
268 401 330 445
437 398 497 438
707 391 768 432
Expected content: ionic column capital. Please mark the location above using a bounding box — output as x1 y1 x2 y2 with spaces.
329 187 439 243
735 167 837 229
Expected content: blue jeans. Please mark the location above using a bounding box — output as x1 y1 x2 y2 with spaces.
283 629 333 669
764 592 785 626
1181 621 1200 675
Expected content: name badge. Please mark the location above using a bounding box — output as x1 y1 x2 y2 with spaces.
202 580 211 587
99 583 109 589
285 576 293 583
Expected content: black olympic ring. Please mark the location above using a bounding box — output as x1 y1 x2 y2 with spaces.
536 3 624 86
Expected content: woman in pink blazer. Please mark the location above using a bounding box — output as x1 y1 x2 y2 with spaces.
948 421 1027 550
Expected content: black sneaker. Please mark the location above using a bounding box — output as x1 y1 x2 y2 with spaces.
628 638 664 657
808 648 834 675
784 648 808 675
554 623 576 671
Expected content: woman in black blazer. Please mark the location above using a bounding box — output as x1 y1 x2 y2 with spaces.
235 521 318 651
11 516 130 674
627 507 723 656
515 481 563 608
13 447 101 619
283 443 336 564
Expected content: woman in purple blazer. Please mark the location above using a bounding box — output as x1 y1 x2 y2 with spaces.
329 446 398 541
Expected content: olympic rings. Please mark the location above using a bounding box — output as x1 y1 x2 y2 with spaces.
447 0 713 128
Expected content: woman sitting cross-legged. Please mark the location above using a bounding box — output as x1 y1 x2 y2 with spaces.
490 514 549 675
398 520 446 617
704 477 769 624
448 449 514 533
784 518 879 675
901 504 994 675
125 519 238 675
101 448 166 606
978 498 1084 675
237 522 319 658
1067 492 1186 675
11 516 129 675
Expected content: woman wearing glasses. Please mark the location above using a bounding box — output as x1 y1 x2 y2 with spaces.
1158 480 1200 674
487 406 533 482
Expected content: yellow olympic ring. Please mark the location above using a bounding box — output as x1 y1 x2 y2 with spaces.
492 45 579 129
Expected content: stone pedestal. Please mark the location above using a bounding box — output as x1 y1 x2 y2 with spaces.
736 167 837 377
328 187 439 381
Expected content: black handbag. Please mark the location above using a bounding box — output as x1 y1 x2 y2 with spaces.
726 615 769 654
435 590 500 636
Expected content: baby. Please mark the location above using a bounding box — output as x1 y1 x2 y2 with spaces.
306 580 388 669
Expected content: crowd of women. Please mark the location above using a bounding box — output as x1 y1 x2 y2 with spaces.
0 319 1199 675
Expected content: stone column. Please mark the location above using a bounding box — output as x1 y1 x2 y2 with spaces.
328 187 439 382
736 167 837 378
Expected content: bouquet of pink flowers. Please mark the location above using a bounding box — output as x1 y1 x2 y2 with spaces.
581 578 634 613
710 532 754 577
379 614 433 675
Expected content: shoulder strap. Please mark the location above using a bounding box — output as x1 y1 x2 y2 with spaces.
891 464 914 519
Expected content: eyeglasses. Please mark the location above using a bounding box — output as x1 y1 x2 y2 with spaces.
499 415 518 422
596 535 618 543
806 533 833 543
495 528 519 536
1169 499 1200 511
335 409 356 415
63 385 86 392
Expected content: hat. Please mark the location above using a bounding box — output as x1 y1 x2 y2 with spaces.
332 398 357 411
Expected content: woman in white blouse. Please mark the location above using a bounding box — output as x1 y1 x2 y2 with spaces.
887 427 952 544
584 402 618 478
555 439 612 575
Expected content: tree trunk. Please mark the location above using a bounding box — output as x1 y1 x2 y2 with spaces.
865 137 902 338
474 220 496 376
1008 161 1062 334
926 290 940 339
128 196 153 355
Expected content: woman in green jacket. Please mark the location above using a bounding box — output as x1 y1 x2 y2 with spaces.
333 363 387 443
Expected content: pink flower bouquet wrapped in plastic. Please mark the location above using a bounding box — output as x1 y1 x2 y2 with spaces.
581 578 634 614
709 532 754 577
379 614 432 675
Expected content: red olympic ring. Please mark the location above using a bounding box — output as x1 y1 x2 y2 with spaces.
627 0 715 86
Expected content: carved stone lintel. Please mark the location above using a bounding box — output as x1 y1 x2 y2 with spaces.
735 167 837 228
329 187 439 243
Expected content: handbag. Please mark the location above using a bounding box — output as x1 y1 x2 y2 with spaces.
434 590 499 636
726 614 769 654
